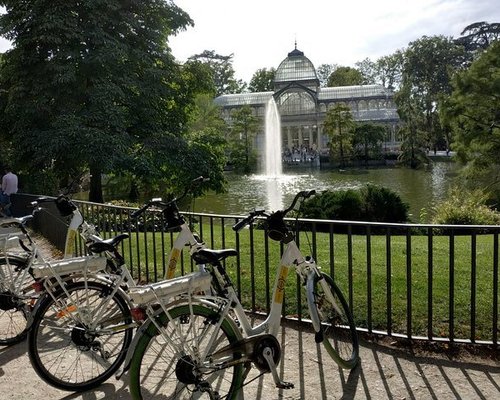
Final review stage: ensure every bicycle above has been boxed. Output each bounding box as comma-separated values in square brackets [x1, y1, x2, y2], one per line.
[0, 194, 102, 346]
[125, 190, 359, 400]
[27, 177, 212, 391]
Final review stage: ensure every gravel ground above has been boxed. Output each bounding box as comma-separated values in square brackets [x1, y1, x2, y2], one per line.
[1, 233, 498, 399]
[1, 323, 499, 400]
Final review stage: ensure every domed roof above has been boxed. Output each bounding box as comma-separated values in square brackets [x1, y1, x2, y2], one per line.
[275, 46, 318, 83]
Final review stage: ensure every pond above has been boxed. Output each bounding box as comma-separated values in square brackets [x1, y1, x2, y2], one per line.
[193, 162, 459, 222]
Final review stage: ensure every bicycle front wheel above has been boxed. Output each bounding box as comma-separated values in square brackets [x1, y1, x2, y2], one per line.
[0, 256, 35, 345]
[129, 303, 244, 400]
[28, 280, 133, 391]
[311, 273, 359, 369]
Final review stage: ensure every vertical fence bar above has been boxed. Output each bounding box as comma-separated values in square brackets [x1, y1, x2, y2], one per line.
[493, 232, 498, 345]
[406, 227, 412, 339]
[210, 216, 215, 249]
[386, 227, 392, 336]
[143, 212, 149, 283]
[470, 233, 477, 343]
[235, 219, 242, 300]
[250, 223, 256, 312]
[152, 213, 158, 282]
[427, 227, 434, 340]
[366, 225, 372, 333]
[347, 224, 353, 310]
[329, 223, 335, 280]
[160, 213, 166, 278]
[264, 226, 271, 313]
[449, 230, 455, 343]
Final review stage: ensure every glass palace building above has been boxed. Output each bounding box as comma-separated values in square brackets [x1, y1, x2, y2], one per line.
[214, 47, 401, 163]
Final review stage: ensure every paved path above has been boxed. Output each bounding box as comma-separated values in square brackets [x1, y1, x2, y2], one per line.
[1, 320, 498, 400]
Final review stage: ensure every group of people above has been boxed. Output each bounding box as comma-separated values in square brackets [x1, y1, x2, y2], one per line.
[0, 167, 18, 217]
[283, 145, 319, 164]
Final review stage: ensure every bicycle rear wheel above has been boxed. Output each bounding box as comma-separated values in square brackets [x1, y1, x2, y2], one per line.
[310, 273, 359, 369]
[0, 256, 35, 345]
[28, 280, 133, 391]
[129, 303, 244, 400]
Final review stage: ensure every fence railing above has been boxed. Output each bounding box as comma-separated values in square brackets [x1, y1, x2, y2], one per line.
[15, 194, 499, 346]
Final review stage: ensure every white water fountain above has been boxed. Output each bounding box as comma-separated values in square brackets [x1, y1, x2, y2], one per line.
[264, 97, 282, 177]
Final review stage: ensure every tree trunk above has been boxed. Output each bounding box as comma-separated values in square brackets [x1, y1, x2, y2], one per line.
[89, 166, 104, 203]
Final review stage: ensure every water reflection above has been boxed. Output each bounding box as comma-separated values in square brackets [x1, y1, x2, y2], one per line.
[195, 163, 458, 221]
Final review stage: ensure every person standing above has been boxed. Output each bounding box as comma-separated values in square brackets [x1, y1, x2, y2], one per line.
[1, 167, 18, 217]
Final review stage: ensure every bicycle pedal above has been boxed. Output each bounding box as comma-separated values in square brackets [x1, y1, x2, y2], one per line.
[276, 381, 294, 389]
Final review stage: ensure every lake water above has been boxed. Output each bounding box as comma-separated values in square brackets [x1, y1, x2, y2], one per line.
[194, 162, 458, 222]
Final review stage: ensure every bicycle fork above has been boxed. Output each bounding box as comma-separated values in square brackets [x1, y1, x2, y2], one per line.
[306, 269, 343, 344]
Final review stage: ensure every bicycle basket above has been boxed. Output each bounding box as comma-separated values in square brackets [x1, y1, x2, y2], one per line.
[55, 195, 77, 217]
[266, 211, 288, 242]
[162, 203, 184, 232]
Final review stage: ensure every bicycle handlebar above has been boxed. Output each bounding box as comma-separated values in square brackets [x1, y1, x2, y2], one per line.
[232, 190, 316, 232]
[131, 176, 209, 219]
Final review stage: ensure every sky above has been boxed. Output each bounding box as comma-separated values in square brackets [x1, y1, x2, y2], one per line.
[1, 0, 499, 83]
[168, 0, 500, 82]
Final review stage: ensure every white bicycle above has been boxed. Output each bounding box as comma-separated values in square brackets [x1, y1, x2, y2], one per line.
[27, 177, 213, 392]
[125, 190, 359, 400]
[0, 194, 101, 345]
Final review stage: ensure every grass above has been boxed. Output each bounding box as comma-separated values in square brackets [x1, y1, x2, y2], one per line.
[118, 221, 498, 343]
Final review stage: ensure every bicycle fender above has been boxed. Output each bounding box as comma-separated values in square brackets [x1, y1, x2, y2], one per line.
[115, 297, 224, 380]
[305, 270, 322, 334]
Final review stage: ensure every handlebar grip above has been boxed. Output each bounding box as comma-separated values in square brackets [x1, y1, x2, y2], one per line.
[130, 203, 150, 219]
[303, 189, 316, 199]
[232, 215, 253, 232]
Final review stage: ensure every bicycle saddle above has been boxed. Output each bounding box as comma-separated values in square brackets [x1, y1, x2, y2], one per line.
[88, 233, 130, 253]
[192, 248, 238, 265]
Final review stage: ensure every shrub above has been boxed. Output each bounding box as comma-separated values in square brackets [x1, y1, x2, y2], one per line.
[431, 188, 500, 225]
[360, 184, 409, 223]
[301, 184, 409, 223]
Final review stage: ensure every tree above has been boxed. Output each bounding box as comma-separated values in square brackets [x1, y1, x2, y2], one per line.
[188, 50, 246, 96]
[227, 105, 259, 173]
[0, 0, 217, 202]
[354, 58, 376, 84]
[454, 21, 500, 66]
[248, 68, 275, 92]
[353, 123, 386, 164]
[374, 51, 404, 89]
[395, 86, 428, 169]
[327, 66, 365, 87]
[398, 35, 464, 152]
[440, 41, 500, 200]
[323, 103, 354, 167]
[316, 63, 337, 87]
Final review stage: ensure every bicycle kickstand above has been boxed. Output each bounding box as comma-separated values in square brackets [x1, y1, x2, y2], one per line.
[262, 347, 294, 389]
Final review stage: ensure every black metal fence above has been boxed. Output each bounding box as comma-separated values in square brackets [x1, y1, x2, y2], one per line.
[15, 194, 499, 346]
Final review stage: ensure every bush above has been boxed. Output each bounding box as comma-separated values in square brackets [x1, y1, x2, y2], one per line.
[301, 184, 410, 223]
[431, 188, 500, 225]
[360, 184, 409, 223]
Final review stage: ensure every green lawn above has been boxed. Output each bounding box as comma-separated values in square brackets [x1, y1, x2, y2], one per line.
[120, 222, 498, 343]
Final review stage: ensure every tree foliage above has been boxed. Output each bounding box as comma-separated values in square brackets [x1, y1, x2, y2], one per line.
[454, 21, 500, 66]
[327, 66, 365, 87]
[323, 103, 354, 167]
[316, 63, 337, 87]
[188, 50, 246, 96]
[0, 0, 228, 202]
[353, 123, 386, 164]
[398, 35, 464, 153]
[248, 68, 275, 92]
[227, 105, 259, 173]
[440, 41, 500, 200]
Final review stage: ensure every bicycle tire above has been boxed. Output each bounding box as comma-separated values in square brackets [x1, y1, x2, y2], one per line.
[28, 280, 133, 391]
[129, 303, 244, 400]
[0, 256, 35, 345]
[311, 273, 359, 369]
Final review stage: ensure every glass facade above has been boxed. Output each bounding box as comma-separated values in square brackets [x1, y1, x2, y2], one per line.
[214, 47, 401, 156]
